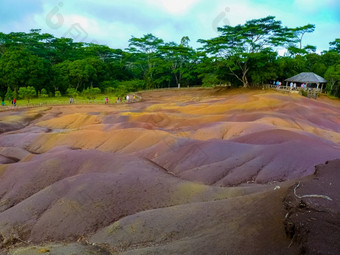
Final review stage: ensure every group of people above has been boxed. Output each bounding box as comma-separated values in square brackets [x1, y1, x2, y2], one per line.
[1, 98, 17, 107]
[274, 81, 282, 88]
[114, 95, 137, 104]
[67, 95, 137, 105]
[274, 81, 299, 90]
[289, 82, 298, 90]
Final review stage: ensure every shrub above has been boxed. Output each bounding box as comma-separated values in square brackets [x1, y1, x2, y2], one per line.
[55, 91, 62, 97]
[105, 87, 115, 94]
[18, 86, 37, 103]
[66, 88, 78, 98]
[300, 89, 307, 97]
[82, 87, 101, 100]
[40, 88, 48, 98]
[5, 87, 13, 102]
[202, 74, 220, 87]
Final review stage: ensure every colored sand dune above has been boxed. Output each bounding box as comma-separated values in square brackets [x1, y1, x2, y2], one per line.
[0, 88, 339, 254]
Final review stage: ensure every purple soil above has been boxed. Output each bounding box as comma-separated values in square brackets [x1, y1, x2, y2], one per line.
[0, 148, 246, 245]
[284, 159, 340, 255]
[143, 137, 339, 186]
[0, 89, 339, 254]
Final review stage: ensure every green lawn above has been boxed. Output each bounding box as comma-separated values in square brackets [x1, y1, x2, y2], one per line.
[1, 94, 121, 108]
[5, 94, 116, 106]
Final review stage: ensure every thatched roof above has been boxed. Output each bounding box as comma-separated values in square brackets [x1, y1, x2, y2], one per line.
[285, 72, 327, 83]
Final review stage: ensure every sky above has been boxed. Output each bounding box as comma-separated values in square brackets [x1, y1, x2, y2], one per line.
[0, 0, 339, 52]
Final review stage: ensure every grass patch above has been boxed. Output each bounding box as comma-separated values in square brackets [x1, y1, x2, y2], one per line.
[2, 94, 120, 107]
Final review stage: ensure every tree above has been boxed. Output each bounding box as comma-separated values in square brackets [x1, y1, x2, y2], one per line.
[324, 64, 340, 95]
[159, 37, 197, 87]
[202, 73, 220, 87]
[127, 34, 164, 88]
[66, 88, 78, 98]
[329, 39, 340, 53]
[40, 88, 49, 98]
[5, 86, 13, 102]
[18, 86, 36, 103]
[0, 48, 49, 92]
[198, 16, 296, 87]
[51, 60, 71, 94]
[82, 86, 101, 100]
[68, 59, 96, 91]
[293, 24, 315, 49]
[248, 49, 278, 85]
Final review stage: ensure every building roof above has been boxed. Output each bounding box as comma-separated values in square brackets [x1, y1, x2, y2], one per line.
[284, 72, 327, 83]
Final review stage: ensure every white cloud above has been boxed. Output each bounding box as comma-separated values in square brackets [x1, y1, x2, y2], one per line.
[3, 0, 337, 52]
[146, 0, 201, 15]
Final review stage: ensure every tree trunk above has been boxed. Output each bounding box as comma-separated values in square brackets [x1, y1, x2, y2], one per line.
[228, 62, 249, 88]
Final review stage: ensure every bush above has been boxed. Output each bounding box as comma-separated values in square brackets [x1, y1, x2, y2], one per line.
[66, 88, 78, 98]
[105, 87, 115, 94]
[82, 86, 101, 100]
[114, 80, 145, 96]
[99, 80, 118, 92]
[40, 88, 48, 98]
[202, 74, 220, 87]
[55, 91, 62, 97]
[5, 87, 13, 102]
[18, 86, 37, 103]
[300, 89, 307, 97]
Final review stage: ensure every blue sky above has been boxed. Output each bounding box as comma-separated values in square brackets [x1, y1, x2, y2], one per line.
[0, 0, 339, 52]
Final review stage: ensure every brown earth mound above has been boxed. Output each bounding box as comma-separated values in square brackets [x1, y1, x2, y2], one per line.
[284, 159, 340, 255]
[0, 88, 339, 254]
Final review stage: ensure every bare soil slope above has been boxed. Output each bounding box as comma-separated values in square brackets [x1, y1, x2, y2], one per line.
[0, 88, 339, 254]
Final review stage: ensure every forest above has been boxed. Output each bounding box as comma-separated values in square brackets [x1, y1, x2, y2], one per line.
[0, 16, 339, 100]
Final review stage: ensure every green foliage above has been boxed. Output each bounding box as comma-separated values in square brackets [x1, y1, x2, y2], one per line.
[99, 81, 118, 92]
[55, 91, 62, 97]
[329, 39, 340, 53]
[198, 16, 298, 88]
[18, 86, 37, 103]
[324, 64, 340, 96]
[300, 89, 308, 97]
[66, 88, 78, 98]
[5, 87, 13, 102]
[0, 22, 339, 98]
[202, 74, 220, 87]
[114, 80, 145, 97]
[0, 49, 49, 91]
[40, 88, 48, 98]
[51, 61, 71, 94]
[68, 59, 97, 91]
[105, 87, 115, 94]
[82, 86, 101, 100]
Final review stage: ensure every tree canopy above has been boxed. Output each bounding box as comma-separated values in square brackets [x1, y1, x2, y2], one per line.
[0, 19, 339, 100]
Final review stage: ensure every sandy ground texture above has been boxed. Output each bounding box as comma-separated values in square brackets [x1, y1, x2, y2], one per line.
[0, 88, 339, 254]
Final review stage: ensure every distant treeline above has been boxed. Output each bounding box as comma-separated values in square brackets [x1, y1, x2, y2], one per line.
[0, 16, 339, 100]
